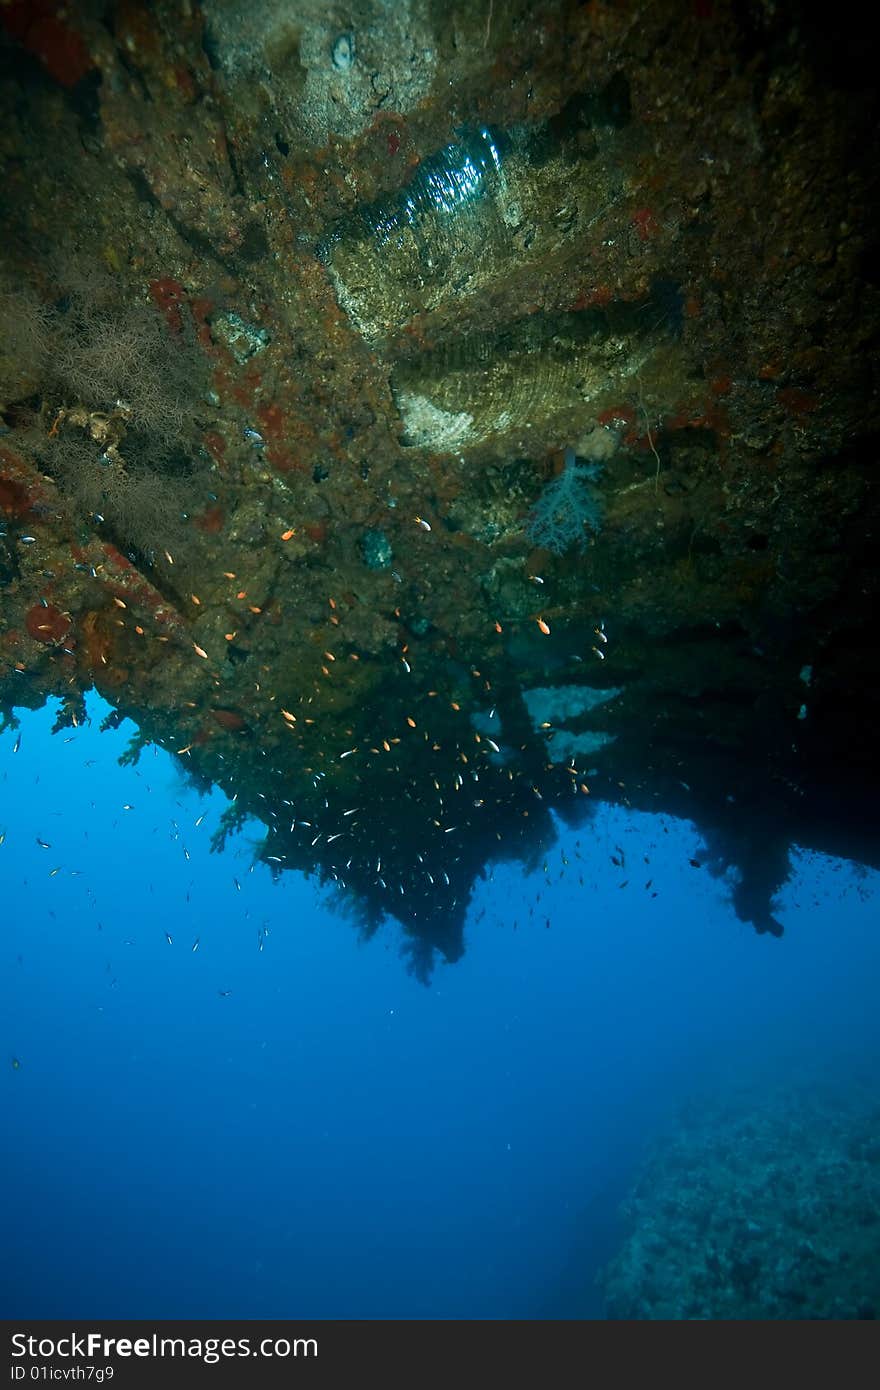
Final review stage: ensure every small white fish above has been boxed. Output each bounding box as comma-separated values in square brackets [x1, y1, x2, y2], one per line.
[191, 938, 200, 953]
[165, 932, 173, 945]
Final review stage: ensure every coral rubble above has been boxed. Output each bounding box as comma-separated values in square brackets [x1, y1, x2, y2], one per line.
[602, 1080, 880, 1320]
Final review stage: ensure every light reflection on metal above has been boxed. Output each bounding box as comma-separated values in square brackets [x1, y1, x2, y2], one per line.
[366, 127, 505, 245]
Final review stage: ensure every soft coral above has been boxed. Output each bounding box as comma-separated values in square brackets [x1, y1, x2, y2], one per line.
[526, 447, 604, 554]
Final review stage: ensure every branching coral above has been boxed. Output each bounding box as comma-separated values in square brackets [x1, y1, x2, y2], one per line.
[526, 446, 605, 554]
[1, 266, 211, 552]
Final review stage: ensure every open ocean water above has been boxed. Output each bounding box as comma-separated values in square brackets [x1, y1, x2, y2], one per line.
[2, 696, 877, 1320]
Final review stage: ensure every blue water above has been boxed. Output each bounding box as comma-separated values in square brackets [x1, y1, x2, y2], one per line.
[2, 695, 878, 1319]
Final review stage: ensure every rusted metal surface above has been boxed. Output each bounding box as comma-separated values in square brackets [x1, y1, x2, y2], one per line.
[1, 1, 878, 972]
